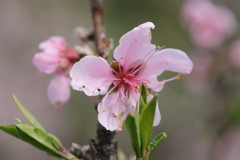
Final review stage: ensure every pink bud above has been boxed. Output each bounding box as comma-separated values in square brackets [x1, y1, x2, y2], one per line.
[47, 75, 70, 108]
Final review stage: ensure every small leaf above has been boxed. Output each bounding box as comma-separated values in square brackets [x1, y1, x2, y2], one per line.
[139, 84, 148, 114]
[0, 125, 19, 138]
[15, 124, 66, 158]
[14, 118, 25, 124]
[11, 93, 45, 131]
[148, 132, 167, 156]
[140, 95, 158, 155]
[124, 114, 141, 158]
[141, 84, 147, 104]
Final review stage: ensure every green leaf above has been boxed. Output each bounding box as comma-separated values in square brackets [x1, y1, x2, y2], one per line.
[15, 124, 66, 158]
[0, 125, 19, 138]
[141, 84, 147, 104]
[14, 118, 25, 124]
[148, 132, 167, 156]
[140, 95, 158, 155]
[124, 114, 141, 158]
[11, 93, 45, 131]
[139, 84, 148, 114]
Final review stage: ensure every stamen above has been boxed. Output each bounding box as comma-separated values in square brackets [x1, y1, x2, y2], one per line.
[112, 90, 120, 109]
[101, 85, 118, 108]
[103, 109, 106, 112]
[96, 56, 118, 75]
[123, 40, 138, 71]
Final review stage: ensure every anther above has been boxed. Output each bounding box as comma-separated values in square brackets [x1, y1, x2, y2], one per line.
[113, 83, 118, 86]
[163, 83, 166, 86]
[157, 46, 161, 49]
[162, 45, 165, 48]
[178, 74, 182, 77]
[103, 109, 106, 112]
[135, 38, 138, 41]
[147, 80, 151, 83]
[166, 62, 169, 65]
[136, 85, 141, 89]
[176, 76, 180, 80]
[106, 79, 109, 82]
[120, 57, 124, 59]
[95, 55, 100, 57]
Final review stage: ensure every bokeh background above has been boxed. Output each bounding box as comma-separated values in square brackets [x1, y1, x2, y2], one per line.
[0, 0, 240, 160]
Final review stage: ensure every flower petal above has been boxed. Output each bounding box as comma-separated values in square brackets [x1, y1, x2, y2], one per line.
[32, 51, 60, 74]
[39, 36, 68, 53]
[70, 56, 115, 96]
[137, 48, 193, 92]
[98, 91, 136, 131]
[47, 75, 71, 108]
[113, 22, 156, 71]
[138, 48, 193, 77]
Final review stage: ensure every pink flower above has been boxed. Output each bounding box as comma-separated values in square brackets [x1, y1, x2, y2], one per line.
[33, 36, 78, 108]
[70, 22, 193, 131]
[228, 40, 240, 68]
[32, 36, 77, 74]
[182, 0, 237, 50]
[47, 75, 71, 108]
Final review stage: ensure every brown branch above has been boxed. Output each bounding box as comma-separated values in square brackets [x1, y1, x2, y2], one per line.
[90, 1, 118, 160]
[90, 0, 104, 57]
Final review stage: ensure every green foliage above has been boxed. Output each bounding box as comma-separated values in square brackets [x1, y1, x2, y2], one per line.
[140, 95, 158, 157]
[148, 132, 167, 156]
[139, 84, 147, 113]
[0, 93, 78, 160]
[124, 85, 167, 160]
[125, 113, 141, 158]
[11, 93, 45, 131]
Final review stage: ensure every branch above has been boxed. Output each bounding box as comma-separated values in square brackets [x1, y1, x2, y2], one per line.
[90, 0, 104, 57]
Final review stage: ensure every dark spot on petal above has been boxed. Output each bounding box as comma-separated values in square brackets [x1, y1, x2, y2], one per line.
[83, 85, 85, 88]
[97, 88, 101, 91]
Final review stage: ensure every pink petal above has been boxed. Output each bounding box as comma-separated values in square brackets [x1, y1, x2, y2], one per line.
[148, 94, 161, 126]
[32, 51, 61, 74]
[137, 48, 193, 92]
[47, 75, 71, 108]
[70, 56, 115, 96]
[39, 36, 68, 53]
[98, 91, 136, 131]
[113, 22, 156, 71]
[138, 48, 193, 77]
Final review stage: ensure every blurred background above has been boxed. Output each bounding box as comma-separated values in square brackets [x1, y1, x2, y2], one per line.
[0, 0, 240, 160]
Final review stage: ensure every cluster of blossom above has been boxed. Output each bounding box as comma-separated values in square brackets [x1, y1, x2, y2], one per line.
[32, 36, 94, 108]
[33, 22, 193, 131]
[181, 0, 237, 50]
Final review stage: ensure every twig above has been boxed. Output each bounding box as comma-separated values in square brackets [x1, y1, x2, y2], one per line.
[90, 1, 118, 160]
[90, 0, 104, 57]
